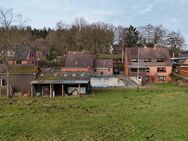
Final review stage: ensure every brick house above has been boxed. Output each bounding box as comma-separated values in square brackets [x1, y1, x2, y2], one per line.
[178, 58, 188, 78]
[93, 59, 113, 75]
[98, 45, 124, 74]
[124, 47, 172, 83]
[1, 45, 39, 65]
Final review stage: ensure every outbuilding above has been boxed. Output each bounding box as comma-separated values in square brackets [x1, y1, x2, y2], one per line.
[31, 72, 91, 97]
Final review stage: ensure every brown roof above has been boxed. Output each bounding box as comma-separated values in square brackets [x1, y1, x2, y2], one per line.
[126, 47, 170, 59]
[126, 47, 171, 65]
[65, 51, 93, 68]
[94, 59, 113, 68]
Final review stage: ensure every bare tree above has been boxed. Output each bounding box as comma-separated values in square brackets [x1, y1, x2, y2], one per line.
[139, 24, 167, 47]
[56, 20, 69, 30]
[140, 24, 154, 45]
[73, 17, 88, 30]
[166, 31, 185, 57]
[0, 8, 26, 97]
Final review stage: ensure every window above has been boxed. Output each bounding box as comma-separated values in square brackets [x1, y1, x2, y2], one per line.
[157, 76, 166, 81]
[2, 79, 6, 86]
[81, 74, 84, 77]
[146, 68, 150, 72]
[132, 58, 138, 62]
[131, 68, 137, 72]
[64, 73, 68, 77]
[72, 73, 76, 77]
[144, 58, 151, 62]
[157, 58, 165, 62]
[16, 60, 21, 64]
[94, 69, 96, 72]
[157, 67, 166, 72]
[108, 69, 111, 72]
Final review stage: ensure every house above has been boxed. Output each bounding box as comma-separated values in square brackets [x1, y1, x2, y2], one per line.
[0, 65, 40, 96]
[97, 54, 124, 74]
[124, 47, 172, 83]
[31, 72, 91, 97]
[0, 45, 39, 65]
[177, 58, 188, 78]
[93, 59, 113, 75]
[62, 51, 94, 72]
[170, 57, 187, 73]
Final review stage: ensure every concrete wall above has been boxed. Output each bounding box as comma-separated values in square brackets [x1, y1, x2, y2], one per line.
[91, 76, 126, 87]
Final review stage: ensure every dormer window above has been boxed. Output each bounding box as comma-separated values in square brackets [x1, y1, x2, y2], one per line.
[157, 58, 165, 62]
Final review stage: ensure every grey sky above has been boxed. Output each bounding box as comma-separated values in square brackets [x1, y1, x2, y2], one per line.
[1, 0, 188, 47]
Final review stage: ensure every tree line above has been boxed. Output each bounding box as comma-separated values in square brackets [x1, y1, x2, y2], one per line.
[0, 8, 186, 60]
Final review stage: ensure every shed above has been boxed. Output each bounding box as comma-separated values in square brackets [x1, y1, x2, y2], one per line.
[31, 72, 91, 97]
[0, 65, 40, 96]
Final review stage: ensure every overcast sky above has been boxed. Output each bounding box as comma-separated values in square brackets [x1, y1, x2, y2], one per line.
[1, 0, 188, 46]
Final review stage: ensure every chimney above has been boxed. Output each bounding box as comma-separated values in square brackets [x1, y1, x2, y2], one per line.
[124, 47, 129, 76]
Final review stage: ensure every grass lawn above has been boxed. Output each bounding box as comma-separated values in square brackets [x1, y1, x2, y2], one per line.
[0, 83, 188, 141]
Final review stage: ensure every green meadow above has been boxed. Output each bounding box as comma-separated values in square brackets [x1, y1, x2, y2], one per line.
[0, 83, 188, 141]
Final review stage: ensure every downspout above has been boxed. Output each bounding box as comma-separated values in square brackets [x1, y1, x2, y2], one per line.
[124, 48, 129, 76]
